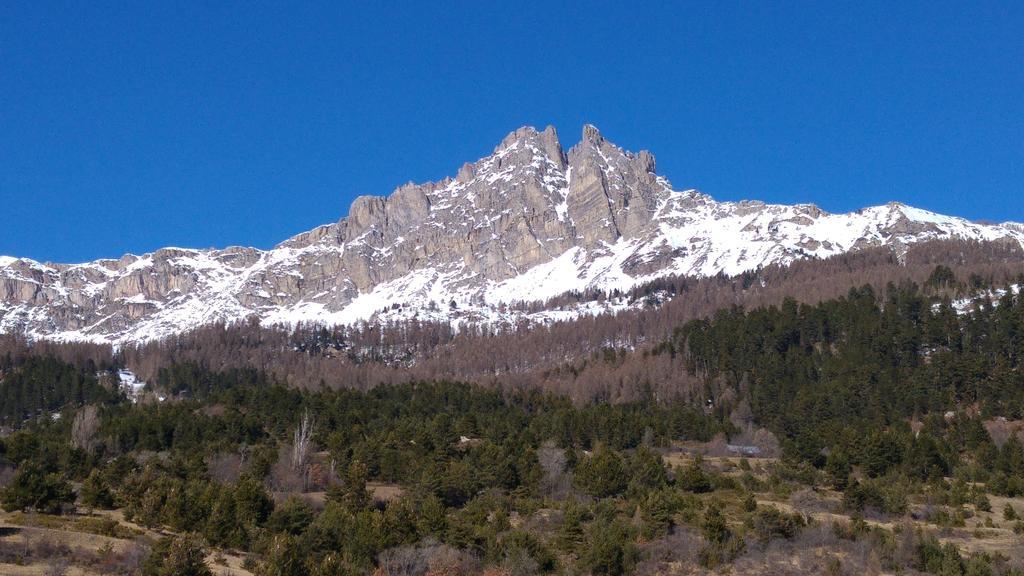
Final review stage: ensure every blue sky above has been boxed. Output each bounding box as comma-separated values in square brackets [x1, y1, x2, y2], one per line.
[2, 1, 1022, 263]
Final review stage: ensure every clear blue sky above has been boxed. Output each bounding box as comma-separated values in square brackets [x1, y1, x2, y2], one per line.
[2, 1, 1022, 263]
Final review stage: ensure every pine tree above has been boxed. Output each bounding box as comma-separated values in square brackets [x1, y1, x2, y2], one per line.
[824, 451, 852, 490]
[573, 446, 627, 498]
[641, 489, 675, 539]
[701, 501, 730, 545]
[0, 462, 74, 514]
[698, 501, 744, 568]
[266, 496, 314, 536]
[257, 534, 305, 576]
[80, 469, 115, 509]
[579, 519, 638, 575]
[138, 484, 168, 528]
[158, 535, 212, 576]
[1004, 503, 1018, 521]
[161, 482, 191, 532]
[205, 488, 241, 548]
[341, 460, 372, 511]
[417, 493, 447, 536]
[676, 457, 712, 493]
[556, 500, 586, 551]
[234, 475, 273, 527]
[628, 446, 668, 495]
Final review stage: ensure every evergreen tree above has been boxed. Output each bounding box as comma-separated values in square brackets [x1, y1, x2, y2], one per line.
[701, 501, 730, 545]
[338, 460, 372, 511]
[627, 446, 669, 495]
[234, 475, 274, 527]
[698, 501, 744, 568]
[0, 462, 74, 514]
[676, 457, 712, 493]
[267, 496, 314, 536]
[578, 519, 638, 575]
[863, 432, 904, 478]
[157, 535, 212, 576]
[556, 500, 586, 551]
[80, 468, 115, 509]
[574, 446, 627, 498]
[417, 493, 447, 536]
[1004, 504, 1018, 521]
[640, 489, 676, 539]
[205, 488, 242, 548]
[258, 534, 306, 576]
[825, 451, 852, 490]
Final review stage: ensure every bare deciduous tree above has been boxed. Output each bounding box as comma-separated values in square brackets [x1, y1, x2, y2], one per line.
[42, 560, 69, 576]
[71, 405, 100, 453]
[207, 452, 244, 484]
[291, 410, 315, 490]
[377, 539, 480, 576]
[110, 238, 1024, 404]
[537, 441, 571, 500]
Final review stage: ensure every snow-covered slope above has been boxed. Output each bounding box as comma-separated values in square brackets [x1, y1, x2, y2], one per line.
[3, 125, 1023, 344]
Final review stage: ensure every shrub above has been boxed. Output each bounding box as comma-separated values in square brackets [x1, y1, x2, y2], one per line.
[742, 492, 757, 513]
[675, 457, 712, 494]
[1003, 503, 1018, 521]
[698, 502, 744, 568]
[842, 479, 907, 516]
[748, 506, 805, 544]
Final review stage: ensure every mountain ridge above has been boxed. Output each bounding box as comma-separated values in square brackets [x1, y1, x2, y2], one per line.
[3, 125, 1024, 344]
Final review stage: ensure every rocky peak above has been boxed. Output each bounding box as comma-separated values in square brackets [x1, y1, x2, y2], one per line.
[488, 125, 567, 175]
[564, 125, 667, 244]
[3, 124, 1024, 344]
[538, 125, 566, 170]
[581, 123, 604, 145]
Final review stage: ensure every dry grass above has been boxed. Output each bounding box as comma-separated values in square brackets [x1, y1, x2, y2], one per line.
[206, 551, 256, 576]
[368, 481, 405, 501]
[0, 507, 256, 576]
[662, 442, 778, 480]
[0, 512, 146, 575]
[278, 481, 405, 509]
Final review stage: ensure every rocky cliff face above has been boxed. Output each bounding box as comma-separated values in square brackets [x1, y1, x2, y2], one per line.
[3, 125, 1023, 344]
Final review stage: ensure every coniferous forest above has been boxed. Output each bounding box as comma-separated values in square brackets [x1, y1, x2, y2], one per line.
[5, 248, 1024, 575]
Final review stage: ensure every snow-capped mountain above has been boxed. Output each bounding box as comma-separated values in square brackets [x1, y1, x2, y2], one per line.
[3, 125, 1023, 344]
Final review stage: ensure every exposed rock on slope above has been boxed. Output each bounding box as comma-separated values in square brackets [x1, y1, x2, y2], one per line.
[3, 125, 1023, 344]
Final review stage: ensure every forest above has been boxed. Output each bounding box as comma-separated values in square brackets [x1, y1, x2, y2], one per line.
[3, 247, 1024, 574]
[113, 239, 1024, 403]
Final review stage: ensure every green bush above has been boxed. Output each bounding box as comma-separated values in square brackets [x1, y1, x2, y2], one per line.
[748, 506, 805, 543]
[842, 479, 908, 516]
[1004, 503, 1018, 521]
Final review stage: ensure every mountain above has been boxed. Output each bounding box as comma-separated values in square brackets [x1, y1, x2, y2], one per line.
[3, 125, 1024, 344]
